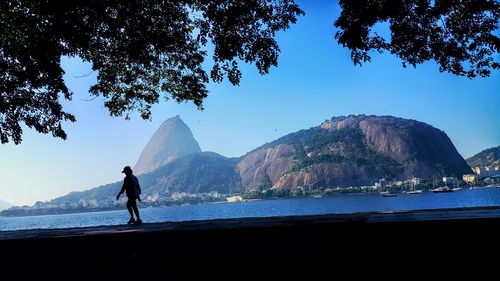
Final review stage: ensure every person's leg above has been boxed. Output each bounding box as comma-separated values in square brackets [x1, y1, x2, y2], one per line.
[126, 200, 136, 223]
[131, 200, 141, 223]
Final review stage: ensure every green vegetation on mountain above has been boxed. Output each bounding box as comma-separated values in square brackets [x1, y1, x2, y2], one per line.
[467, 145, 500, 168]
[257, 175, 273, 192]
[270, 127, 401, 173]
[143, 152, 242, 195]
[264, 125, 363, 151]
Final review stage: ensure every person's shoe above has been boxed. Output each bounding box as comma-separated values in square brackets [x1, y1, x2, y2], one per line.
[135, 219, 143, 225]
[127, 218, 136, 225]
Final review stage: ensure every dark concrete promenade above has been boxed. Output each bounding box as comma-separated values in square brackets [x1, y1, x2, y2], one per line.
[1, 207, 499, 278]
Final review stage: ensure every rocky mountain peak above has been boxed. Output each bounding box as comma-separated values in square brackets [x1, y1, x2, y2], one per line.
[133, 116, 201, 175]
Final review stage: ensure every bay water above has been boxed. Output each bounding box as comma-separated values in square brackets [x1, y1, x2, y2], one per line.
[1, 187, 500, 231]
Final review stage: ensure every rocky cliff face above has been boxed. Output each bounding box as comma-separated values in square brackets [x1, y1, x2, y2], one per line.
[239, 115, 472, 191]
[133, 116, 201, 175]
[354, 116, 471, 178]
[237, 144, 296, 191]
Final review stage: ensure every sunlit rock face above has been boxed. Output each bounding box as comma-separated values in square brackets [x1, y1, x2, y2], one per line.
[133, 116, 201, 175]
[239, 115, 472, 191]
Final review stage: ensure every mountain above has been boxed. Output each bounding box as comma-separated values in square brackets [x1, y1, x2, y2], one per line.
[49, 152, 241, 205]
[466, 145, 500, 168]
[133, 115, 201, 175]
[140, 152, 242, 195]
[17, 114, 473, 213]
[238, 115, 472, 190]
[0, 198, 13, 211]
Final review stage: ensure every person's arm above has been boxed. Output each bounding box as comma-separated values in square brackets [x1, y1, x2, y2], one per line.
[116, 179, 127, 200]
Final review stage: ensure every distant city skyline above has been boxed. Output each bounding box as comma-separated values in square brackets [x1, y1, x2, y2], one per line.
[1, 1, 499, 206]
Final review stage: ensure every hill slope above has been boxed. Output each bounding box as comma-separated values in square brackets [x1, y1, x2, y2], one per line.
[238, 115, 472, 190]
[49, 152, 241, 205]
[467, 145, 500, 167]
[140, 152, 242, 195]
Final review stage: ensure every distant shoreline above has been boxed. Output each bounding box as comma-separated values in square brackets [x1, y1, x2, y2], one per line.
[0, 206, 124, 218]
[2, 186, 499, 218]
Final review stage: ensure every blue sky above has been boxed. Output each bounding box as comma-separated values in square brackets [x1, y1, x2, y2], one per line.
[1, 1, 499, 206]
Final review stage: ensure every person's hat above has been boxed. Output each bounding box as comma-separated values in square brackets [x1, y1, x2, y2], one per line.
[121, 166, 133, 173]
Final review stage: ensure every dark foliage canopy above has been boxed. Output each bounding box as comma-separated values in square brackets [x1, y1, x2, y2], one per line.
[1, 0, 499, 144]
[0, 0, 303, 144]
[335, 0, 500, 77]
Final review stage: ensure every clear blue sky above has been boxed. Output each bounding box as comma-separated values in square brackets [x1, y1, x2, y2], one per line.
[1, 1, 499, 206]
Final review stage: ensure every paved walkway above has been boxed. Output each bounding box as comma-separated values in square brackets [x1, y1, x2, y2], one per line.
[2, 205, 500, 240]
[2, 206, 500, 278]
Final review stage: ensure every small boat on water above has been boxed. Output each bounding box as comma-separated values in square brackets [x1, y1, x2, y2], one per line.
[379, 191, 397, 197]
[382, 193, 397, 197]
[470, 185, 490, 189]
[407, 189, 423, 194]
[432, 186, 453, 193]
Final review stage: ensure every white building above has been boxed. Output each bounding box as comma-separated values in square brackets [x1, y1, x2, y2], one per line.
[473, 166, 500, 178]
[226, 196, 242, 203]
[78, 199, 87, 208]
[171, 192, 189, 200]
[462, 174, 476, 184]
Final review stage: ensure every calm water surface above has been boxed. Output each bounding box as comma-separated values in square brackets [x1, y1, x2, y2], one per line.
[1, 187, 500, 231]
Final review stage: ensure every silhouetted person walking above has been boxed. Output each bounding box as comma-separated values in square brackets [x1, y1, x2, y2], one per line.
[116, 166, 142, 225]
